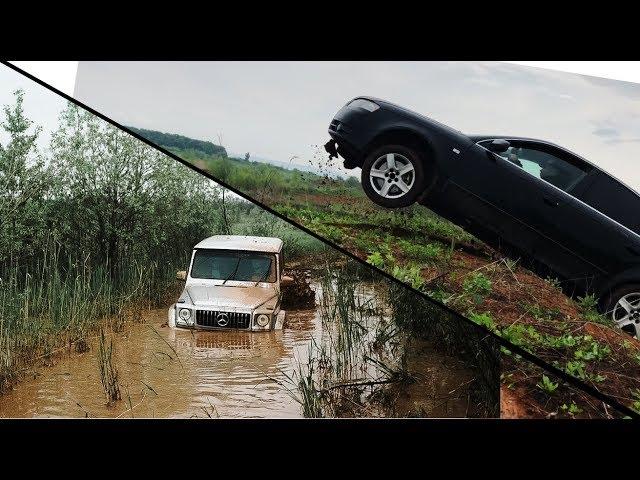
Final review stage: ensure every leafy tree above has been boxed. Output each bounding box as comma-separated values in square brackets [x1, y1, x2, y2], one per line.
[48, 104, 230, 279]
[0, 90, 49, 267]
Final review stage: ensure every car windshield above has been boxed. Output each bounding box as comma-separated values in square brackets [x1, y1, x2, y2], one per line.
[190, 250, 276, 282]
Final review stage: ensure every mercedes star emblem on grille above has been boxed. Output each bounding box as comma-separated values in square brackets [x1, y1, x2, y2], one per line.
[216, 312, 229, 327]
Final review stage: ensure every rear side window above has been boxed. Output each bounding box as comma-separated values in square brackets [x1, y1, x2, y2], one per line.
[581, 174, 640, 235]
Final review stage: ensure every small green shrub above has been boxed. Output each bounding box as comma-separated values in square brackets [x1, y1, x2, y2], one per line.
[536, 375, 558, 395]
[561, 402, 582, 416]
[398, 241, 443, 262]
[544, 277, 562, 290]
[565, 360, 587, 380]
[367, 251, 385, 269]
[462, 272, 492, 304]
[392, 264, 425, 290]
[544, 333, 577, 349]
[469, 312, 496, 331]
[632, 389, 640, 413]
[574, 337, 610, 361]
[578, 294, 599, 312]
[500, 324, 543, 351]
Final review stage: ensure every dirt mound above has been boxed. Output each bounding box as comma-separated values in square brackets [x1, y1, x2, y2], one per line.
[501, 385, 537, 419]
[282, 268, 316, 309]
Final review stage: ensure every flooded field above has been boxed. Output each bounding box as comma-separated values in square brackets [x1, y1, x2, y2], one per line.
[0, 277, 495, 418]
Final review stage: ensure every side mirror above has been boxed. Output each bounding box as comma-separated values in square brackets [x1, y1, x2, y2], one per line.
[281, 275, 294, 286]
[487, 139, 511, 153]
[176, 270, 187, 280]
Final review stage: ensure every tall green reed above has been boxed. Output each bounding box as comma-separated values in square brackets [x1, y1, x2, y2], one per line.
[97, 328, 121, 405]
[288, 263, 403, 417]
[0, 245, 184, 392]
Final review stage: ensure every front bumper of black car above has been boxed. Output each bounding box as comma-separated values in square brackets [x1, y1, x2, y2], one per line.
[326, 101, 385, 168]
[326, 119, 365, 168]
[325, 135, 361, 169]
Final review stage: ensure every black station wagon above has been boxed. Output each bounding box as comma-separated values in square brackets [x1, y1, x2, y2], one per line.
[325, 96, 640, 338]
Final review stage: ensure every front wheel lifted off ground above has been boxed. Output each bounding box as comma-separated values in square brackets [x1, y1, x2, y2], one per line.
[361, 144, 427, 208]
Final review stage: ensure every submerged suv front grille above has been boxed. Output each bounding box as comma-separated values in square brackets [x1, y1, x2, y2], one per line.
[195, 310, 251, 329]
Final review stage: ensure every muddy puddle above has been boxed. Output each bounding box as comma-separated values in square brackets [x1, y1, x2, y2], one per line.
[0, 281, 484, 418]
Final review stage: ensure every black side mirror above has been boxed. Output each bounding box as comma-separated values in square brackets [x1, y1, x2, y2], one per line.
[487, 139, 511, 153]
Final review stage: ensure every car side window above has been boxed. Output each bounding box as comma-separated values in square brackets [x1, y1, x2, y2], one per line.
[482, 141, 592, 193]
[580, 174, 640, 235]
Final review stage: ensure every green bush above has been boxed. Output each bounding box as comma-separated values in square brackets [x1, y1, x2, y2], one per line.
[398, 240, 443, 262]
[462, 272, 493, 303]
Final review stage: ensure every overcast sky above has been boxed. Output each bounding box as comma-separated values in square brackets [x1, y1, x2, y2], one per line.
[73, 61, 640, 192]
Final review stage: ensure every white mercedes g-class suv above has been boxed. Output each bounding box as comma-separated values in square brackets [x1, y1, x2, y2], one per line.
[168, 235, 292, 331]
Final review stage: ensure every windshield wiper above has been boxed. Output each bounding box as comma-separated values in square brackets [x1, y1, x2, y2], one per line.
[253, 267, 270, 287]
[221, 256, 241, 285]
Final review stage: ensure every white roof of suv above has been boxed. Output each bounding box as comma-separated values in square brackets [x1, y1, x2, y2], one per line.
[194, 235, 283, 253]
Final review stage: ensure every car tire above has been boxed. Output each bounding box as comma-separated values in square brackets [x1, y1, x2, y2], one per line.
[602, 284, 640, 338]
[361, 145, 427, 208]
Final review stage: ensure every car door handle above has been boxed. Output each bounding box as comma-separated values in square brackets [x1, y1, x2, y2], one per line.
[626, 245, 640, 256]
[543, 196, 561, 207]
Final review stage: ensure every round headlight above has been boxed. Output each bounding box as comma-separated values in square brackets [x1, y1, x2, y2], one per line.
[179, 308, 192, 321]
[256, 314, 270, 327]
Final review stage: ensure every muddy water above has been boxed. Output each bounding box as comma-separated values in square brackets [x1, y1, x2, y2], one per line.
[0, 308, 320, 418]
[0, 289, 480, 418]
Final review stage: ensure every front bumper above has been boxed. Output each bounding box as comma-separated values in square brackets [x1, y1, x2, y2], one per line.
[326, 101, 389, 168]
[169, 304, 277, 331]
[327, 119, 364, 168]
[324, 138, 338, 159]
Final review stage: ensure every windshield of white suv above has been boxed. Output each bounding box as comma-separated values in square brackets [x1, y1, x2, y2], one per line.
[190, 250, 277, 283]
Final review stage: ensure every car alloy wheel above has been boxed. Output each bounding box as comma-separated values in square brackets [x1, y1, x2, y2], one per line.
[369, 153, 416, 199]
[611, 292, 640, 338]
[361, 144, 427, 208]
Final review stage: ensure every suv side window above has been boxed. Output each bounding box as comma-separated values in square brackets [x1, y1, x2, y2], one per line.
[580, 174, 640, 235]
[481, 140, 592, 193]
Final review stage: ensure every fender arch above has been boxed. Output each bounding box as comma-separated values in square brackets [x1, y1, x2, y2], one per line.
[362, 127, 437, 164]
[595, 266, 640, 307]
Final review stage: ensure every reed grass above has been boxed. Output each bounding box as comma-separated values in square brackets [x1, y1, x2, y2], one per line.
[97, 329, 121, 405]
[0, 245, 183, 392]
[288, 262, 500, 418]
[287, 263, 405, 417]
